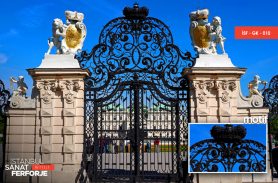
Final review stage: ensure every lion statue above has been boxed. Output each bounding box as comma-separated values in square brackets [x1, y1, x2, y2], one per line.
[46, 18, 67, 55]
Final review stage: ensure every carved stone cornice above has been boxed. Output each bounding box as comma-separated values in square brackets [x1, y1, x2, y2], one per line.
[36, 80, 59, 92]
[59, 80, 81, 92]
[9, 95, 35, 108]
[216, 80, 236, 91]
[36, 80, 58, 104]
[193, 80, 215, 91]
[36, 80, 81, 92]
[216, 80, 237, 104]
[192, 79, 237, 104]
[193, 80, 214, 104]
[59, 80, 81, 104]
[36, 79, 82, 104]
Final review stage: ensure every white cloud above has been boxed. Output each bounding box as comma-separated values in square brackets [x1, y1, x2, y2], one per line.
[77, 0, 122, 18]
[0, 28, 19, 40]
[19, 3, 53, 28]
[0, 53, 8, 64]
[8, 29, 18, 36]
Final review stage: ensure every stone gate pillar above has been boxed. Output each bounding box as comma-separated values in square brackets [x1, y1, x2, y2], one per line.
[27, 55, 89, 183]
[184, 54, 271, 183]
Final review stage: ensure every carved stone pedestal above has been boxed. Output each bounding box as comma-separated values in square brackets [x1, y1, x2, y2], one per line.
[5, 108, 37, 183]
[184, 66, 246, 123]
[4, 55, 89, 183]
[27, 64, 89, 183]
[183, 55, 271, 183]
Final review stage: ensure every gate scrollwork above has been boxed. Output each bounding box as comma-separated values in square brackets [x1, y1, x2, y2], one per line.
[190, 125, 266, 173]
[76, 5, 195, 93]
[0, 80, 10, 116]
[77, 3, 195, 182]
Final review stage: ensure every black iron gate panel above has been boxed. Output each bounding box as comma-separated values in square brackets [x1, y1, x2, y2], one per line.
[83, 76, 189, 182]
[0, 80, 10, 116]
[0, 80, 11, 182]
[77, 3, 195, 182]
[263, 74, 278, 178]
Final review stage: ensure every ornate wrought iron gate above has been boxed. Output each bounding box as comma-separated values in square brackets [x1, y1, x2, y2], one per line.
[77, 4, 195, 182]
[0, 80, 10, 182]
[263, 75, 278, 179]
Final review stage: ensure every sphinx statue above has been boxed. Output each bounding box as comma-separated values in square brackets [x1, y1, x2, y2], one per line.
[46, 10, 87, 55]
[189, 9, 226, 55]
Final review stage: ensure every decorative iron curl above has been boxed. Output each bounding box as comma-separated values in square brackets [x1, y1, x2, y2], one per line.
[0, 80, 10, 115]
[76, 13, 195, 91]
[190, 139, 266, 172]
[263, 75, 278, 117]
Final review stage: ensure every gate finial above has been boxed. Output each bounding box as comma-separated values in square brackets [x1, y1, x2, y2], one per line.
[123, 3, 149, 19]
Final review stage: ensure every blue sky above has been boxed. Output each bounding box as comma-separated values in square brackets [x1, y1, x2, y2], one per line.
[189, 124, 267, 146]
[0, 0, 277, 95]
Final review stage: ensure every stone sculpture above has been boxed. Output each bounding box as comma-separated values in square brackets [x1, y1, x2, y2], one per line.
[46, 10, 87, 55]
[46, 18, 66, 54]
[10, 76, 28, 97]
[189, 9, 226, 55]
[248, 75, 267, 97]
[9, 76, 35, 108]
[209, 16, 226, 54]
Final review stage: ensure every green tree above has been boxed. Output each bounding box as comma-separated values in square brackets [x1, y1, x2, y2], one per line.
[270, 115, 278, 141]
[0, 115, 4, 143]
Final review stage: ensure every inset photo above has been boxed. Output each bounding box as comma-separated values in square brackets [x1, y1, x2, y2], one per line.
[188, 123, 267, 173]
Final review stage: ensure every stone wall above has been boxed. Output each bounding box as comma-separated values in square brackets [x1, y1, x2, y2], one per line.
[4, 55, 90, 183]
[4, 54, 272, 183]
[5, 108, 36, 183]
[27, 68, 89, 183]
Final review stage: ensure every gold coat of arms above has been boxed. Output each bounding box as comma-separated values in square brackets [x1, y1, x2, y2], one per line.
[192, 25, 210, 48]
[46, 10, 87, 55]
[189, 9, 211, 54]
[189, 9, 226, 54]
[65, 24, 83, 48]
